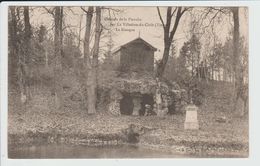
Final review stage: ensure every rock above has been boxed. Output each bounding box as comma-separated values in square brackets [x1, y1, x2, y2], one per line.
[108, 100, 121, 116]
[70, 91, 82, 101]
[121, 124, 146, 143]
[108, 89, 122, 115]
[109, 88, 123, 100]
[216, 116, 227, 123]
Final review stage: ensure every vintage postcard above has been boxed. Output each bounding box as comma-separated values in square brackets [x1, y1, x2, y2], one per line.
[1, 1, 255, 163]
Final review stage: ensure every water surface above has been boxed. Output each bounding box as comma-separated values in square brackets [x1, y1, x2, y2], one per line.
[9, 144, 187, 159]
[8, 144, 245, 158]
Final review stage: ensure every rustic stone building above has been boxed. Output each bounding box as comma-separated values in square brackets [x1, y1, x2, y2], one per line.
[99, 37, 187, 116]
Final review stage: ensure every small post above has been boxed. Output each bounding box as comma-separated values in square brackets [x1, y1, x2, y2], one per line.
[184, 104, 199, 130]
[185, 90, 199, 130]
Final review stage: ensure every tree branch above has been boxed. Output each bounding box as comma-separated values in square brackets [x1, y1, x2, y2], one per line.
[169, 7, 183, 42]
[81, 7, 88, 14]
[43, 7, 54, 16]
[170, 7, 178, 17]
[181, 7, 192, 15]
[157, 7, 165, 29]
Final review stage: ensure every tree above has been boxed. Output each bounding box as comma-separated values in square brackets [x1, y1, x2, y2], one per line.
[222, 36, 235, 82]
[240, 38, 248, 84]
[180, 34, 202, 77]
[53, 6, 64, 110]
[205, 7, 248, 114]
[37, 25, 49, 67]
[9, 6, 32, 104]
[164, 42, 178, 81]
[177, 36, 205, 105]
[231, 7, 247, 116]
[156, 7, 191, 78]
[208, 42, 224, 81]
[63, 31, 81, 69]
[21, 6, 32, 100]
[38, 25, 47, 43]
[77, 14, 83, 49]
[9, 7, 19, 86]
[81, 7, 102, 114]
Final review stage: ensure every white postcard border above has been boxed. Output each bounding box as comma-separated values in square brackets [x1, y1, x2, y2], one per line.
[1, 1, 259, 166]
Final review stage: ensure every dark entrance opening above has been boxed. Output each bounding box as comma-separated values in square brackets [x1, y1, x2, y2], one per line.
[120, 93, 154, 116]
[140, 94, 154, 116]
[120, 93, 134, 115]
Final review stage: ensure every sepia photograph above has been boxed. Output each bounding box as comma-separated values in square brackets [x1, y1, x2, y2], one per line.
[5, 5, 249, 159]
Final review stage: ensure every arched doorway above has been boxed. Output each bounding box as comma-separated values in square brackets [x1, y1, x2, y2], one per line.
[140, 94, 154, 116]
[120, 93, 134, 115]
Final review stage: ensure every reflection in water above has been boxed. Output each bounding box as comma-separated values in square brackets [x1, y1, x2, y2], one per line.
[9, 144, 185, 159]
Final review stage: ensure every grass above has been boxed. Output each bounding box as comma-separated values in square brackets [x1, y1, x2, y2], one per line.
[8, 82, 249, 157]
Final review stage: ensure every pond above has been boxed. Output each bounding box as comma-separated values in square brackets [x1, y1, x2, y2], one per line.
[8, 143, 245, 159]
[9, 144, 189, 159]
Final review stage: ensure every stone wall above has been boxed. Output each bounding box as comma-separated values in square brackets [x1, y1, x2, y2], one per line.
[108, 89, 122, 115]
[105, 75, 187, 116]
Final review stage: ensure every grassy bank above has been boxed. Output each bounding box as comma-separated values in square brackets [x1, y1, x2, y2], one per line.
[8, 103, 248, 156]
[8, 81, 249, 157]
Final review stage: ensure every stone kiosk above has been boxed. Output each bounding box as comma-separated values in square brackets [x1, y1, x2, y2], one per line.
[184, 104, 199, 130]
[104, 73, 186, 116]
[100, 37, 187, 116]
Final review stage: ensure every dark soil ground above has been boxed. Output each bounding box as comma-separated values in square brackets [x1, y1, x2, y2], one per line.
[8, 81, 249, 157]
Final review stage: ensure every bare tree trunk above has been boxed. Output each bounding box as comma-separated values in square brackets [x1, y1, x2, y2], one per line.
[157, 44, 170, 77]
[23, 6, 31, 41]
[203, 61, 209, 83]
[191, 55, 194, 77]
[218, 67, 221, 81]
[53, 6, 64, 110]
[45, 50, 48, 68]
[10, 7, 25, 105]
[223, 67, 226, 82]
[232, 7, 245, 116]
[81, 7, 93, 113]
[23, 6, 32, 101]
[9, 7, 19, 86]
[211, 66, 214, 80]
[197, 66, 201, 81]
[197, 55, 201, 81]
[80, 7, 102, 114]
[78, 14, 83, 49]
[86, 7, 102, 114]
